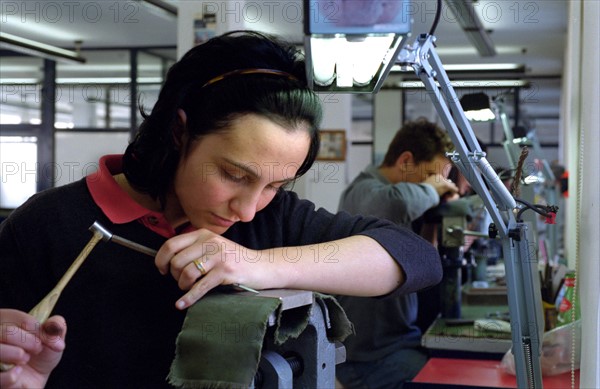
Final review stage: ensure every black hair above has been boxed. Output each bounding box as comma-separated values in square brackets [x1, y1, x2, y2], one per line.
[380, 117, 454, 167]
[122, 30, 322, 204]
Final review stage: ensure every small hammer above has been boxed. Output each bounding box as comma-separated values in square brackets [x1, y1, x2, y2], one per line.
[0, 223, 104, 372]
[28, 224, 105, 322]
[23, 220, 157, 325]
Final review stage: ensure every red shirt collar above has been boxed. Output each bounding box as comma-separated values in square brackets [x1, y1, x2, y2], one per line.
[86, 154, 195, 238]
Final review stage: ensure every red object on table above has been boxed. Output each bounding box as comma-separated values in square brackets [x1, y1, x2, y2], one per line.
[412, 358, 579, 388]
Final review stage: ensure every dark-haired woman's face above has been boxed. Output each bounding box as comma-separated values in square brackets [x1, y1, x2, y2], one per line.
[169, 113, 310, 234]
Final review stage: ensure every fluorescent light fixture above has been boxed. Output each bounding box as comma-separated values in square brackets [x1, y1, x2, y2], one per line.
[0, 32, 86, 64]
[0, 78, 40, 84]
[444, 0, 496, 57]
[0, 114, 22, 124]
[512, 136, 532, 146]
[464, 109, 495, 122]
[55, 121, 75, 129]
[56, 77, 163, 84]
[390, 79, 530, 89]
[391, 63, 525, 73]
[0, 77, 163, 85]
[460, 92, 496, 122]
[56, 64, 164, 72]
[309, 34, 397, 88]
[303, 0, 411, 93]
[445, 63, 524, 72]
[524, 175, 545, 185]
[434, 46, 523, 56]
[465, 108, 495, 122]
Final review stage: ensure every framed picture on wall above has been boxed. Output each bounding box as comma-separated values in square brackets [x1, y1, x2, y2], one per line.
[317, 130, 347, 161]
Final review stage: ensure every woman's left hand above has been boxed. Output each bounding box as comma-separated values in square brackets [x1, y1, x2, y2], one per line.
[155, 229, 273, 309]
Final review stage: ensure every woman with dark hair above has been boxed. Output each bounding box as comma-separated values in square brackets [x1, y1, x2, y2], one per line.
[0, 31, 441, 388]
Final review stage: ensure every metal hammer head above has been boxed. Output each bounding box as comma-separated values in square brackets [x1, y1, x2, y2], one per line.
[89, 221, 113, 242]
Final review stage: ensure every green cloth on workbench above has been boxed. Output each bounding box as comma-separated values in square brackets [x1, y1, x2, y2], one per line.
[167, 291, 353, 389]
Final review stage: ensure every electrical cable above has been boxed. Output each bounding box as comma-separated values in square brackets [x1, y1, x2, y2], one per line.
[514, 198, 553, 221]
[429, 0, 443, 36]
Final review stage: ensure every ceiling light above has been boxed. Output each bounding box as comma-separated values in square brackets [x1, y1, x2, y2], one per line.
[391, 63, 525, 73]
[388, 79, 530, 89]
[0, 78, 40, 84]
[460, 92, 496, 121]
[0, 77, 163, 85]
[445, 63, 524, 72]
[56, 77, 163, 84]
[0, 32, 86, 64]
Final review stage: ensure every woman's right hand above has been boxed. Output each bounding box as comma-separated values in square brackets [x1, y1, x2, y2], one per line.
[0, 309, 66, 389]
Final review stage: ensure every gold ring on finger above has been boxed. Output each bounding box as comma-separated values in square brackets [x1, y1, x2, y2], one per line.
[192, 258, 207, 276]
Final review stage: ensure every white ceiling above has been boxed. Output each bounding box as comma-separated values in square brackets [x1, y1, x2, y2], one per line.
[1, 0, 568, 141]
[0, 1, 568, 72]
[1, 1, 178, 48]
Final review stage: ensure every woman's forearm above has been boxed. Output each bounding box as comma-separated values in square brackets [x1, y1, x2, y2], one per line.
[269, 235, 404, 296]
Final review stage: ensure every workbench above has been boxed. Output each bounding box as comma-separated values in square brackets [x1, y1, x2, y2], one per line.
[421, 304, 512, 357]
[405, 357, 579, 389]
[414, 287, 580, 388]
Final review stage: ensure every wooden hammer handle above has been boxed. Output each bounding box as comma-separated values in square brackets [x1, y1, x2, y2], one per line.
[28, 229, 103, 322]
[0, 229, 103, 372]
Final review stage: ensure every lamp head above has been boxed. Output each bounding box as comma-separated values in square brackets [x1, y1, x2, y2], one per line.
[303, 0, 412, 93]
[460, 92, 496, 121]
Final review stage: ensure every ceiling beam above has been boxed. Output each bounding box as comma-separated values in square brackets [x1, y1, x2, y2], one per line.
[444, 0, 497, 57]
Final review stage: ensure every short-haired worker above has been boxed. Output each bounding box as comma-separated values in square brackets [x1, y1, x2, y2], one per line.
[336, 119, 458, 389]
[0, 32, 442, 388]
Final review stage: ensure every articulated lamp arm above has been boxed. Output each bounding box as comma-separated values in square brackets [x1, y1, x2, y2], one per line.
[397, 33, 545, 389]
[397, 34, 516, 235]
[495, 97, 560, 261]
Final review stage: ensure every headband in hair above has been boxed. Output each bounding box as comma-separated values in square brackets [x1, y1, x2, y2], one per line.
[201, 68, 299, 88]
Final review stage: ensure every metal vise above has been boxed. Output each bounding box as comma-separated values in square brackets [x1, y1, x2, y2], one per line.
[246, 289, 346, 389]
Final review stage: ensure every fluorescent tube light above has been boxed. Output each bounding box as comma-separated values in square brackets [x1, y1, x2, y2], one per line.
[0, 78, 40, 84]
[464, 108, 496, 122]
[0, 77, 163, 85]
[391, 63, 525, 73]
[390, 79, 530, 89]
[460, 93, 502, 122]
[56, 77, 163, 84]
[0, 32, 86, 64]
